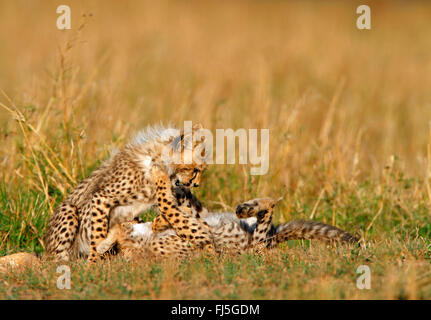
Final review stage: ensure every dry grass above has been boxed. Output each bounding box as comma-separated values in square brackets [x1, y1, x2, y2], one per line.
[0, 0, 430, 299]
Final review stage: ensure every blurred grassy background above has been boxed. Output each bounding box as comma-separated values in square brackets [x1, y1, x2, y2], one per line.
[0, 0, 430, 299]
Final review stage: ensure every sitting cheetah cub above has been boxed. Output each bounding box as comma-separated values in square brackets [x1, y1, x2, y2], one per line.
[43, 123, 208, 263]
[97, 185, 358, 260]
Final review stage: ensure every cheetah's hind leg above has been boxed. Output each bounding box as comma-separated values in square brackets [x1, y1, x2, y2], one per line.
[43, 202, 79, 261]
[96, 225, 120, 257]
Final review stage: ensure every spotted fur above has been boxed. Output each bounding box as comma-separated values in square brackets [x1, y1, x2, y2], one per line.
[43, 124, 207, 263]
[97, 188, 358, 260]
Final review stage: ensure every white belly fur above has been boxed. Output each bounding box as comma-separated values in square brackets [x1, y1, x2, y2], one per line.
[110, 202, 153, 227]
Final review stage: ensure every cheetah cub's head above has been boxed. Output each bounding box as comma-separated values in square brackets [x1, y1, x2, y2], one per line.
[235, 197, 283, 219]
[170, 123, 208, 188]
[171, 163, 206, 188]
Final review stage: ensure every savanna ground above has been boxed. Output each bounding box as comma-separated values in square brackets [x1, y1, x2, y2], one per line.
[0, 0, 430, 299]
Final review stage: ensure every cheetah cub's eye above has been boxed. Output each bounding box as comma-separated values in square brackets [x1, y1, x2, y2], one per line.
[193, 168, 200, 173]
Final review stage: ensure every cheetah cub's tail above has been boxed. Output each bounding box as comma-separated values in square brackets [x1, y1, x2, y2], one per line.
[274, 220, 358, 244]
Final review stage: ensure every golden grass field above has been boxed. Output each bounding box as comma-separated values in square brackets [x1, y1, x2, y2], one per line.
[0, 0, 430, 299]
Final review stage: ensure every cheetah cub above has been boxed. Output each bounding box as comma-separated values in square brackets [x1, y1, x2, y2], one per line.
[97, 185, 358, 260]
[43, 123, 208, 263]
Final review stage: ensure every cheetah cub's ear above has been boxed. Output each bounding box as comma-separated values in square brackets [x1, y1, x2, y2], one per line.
[190, 123, 203, 130]
[272, 196, 283, 208]
[174, 123, 204, 151]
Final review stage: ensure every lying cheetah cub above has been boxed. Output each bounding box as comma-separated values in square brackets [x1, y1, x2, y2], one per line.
[44, 124, 208, 263]
[97, 185, 358, 260]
